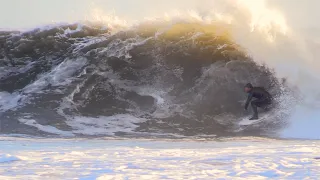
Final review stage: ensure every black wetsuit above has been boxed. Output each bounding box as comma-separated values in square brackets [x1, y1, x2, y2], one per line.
[245, 87, 272, 118]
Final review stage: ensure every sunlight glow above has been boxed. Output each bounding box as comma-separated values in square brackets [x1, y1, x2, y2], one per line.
[236, 0, 289, 42]
[87, 8, 129, 30]
[83, 0, 288, 43]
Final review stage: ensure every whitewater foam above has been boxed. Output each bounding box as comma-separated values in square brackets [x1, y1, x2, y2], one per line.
[0, 92, 23, 112]
[67, 114, 147, 136]
[0, 154, 20, 163]
[19, 118, 74, 137]
[24, 57, 87, 94]
[0, 138, 319, 179]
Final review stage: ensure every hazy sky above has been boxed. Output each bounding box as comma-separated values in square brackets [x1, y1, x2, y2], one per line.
[0, 0, 207, 29]
[0, 0, 319, 29]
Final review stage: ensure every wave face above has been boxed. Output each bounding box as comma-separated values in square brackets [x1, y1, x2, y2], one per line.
[0, 22, 294, 138]
[8, 0, 317, 139]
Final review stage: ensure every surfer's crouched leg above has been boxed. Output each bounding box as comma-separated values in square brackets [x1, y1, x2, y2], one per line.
[250, 100, 259, 120]
[250, 98, 271, 120]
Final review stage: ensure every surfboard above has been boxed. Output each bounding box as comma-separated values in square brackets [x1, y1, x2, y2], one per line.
[239, 113, 269, 126]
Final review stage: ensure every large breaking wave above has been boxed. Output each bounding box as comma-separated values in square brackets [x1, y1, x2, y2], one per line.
[0, 1, 312, 138]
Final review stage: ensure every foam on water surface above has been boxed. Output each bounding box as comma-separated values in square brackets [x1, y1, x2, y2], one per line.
[0, 137, 319, 179]
[0, 154, 20, 163]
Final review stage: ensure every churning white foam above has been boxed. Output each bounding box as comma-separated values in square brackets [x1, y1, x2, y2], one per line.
[66, 114, 147, 136]
[19, 118, 74, 137]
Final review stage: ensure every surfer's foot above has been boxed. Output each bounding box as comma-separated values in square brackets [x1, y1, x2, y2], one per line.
[249, 116, 258, 120]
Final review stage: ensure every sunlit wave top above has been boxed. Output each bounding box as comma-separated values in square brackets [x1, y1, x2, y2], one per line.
[85, 0, 289, 43]
[236, 0, 289, 42]
[86, 8, 130, 31]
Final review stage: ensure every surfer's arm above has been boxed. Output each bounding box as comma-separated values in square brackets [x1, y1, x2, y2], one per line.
[244, 94, 252, 110]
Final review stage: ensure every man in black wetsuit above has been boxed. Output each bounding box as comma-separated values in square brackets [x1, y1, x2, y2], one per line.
[244, 83, 272, 120]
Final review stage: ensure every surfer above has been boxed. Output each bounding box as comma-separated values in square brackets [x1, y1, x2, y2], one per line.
[244, 83, 272, 120]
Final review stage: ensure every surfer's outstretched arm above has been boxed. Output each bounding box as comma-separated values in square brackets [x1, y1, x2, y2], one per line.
[244, 93, 253, 110]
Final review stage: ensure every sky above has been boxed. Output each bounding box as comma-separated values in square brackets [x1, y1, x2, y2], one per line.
[0, 0, 319, 29]
[0, 0, 207, 29]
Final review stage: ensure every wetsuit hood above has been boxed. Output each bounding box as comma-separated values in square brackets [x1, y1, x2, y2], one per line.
[245, 83, 253, 89]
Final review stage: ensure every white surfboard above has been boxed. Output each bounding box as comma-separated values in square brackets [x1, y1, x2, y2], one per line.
[239, 114, 269, 126]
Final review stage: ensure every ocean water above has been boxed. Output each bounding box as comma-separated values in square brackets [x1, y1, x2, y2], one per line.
[0, 0, 320, 179]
